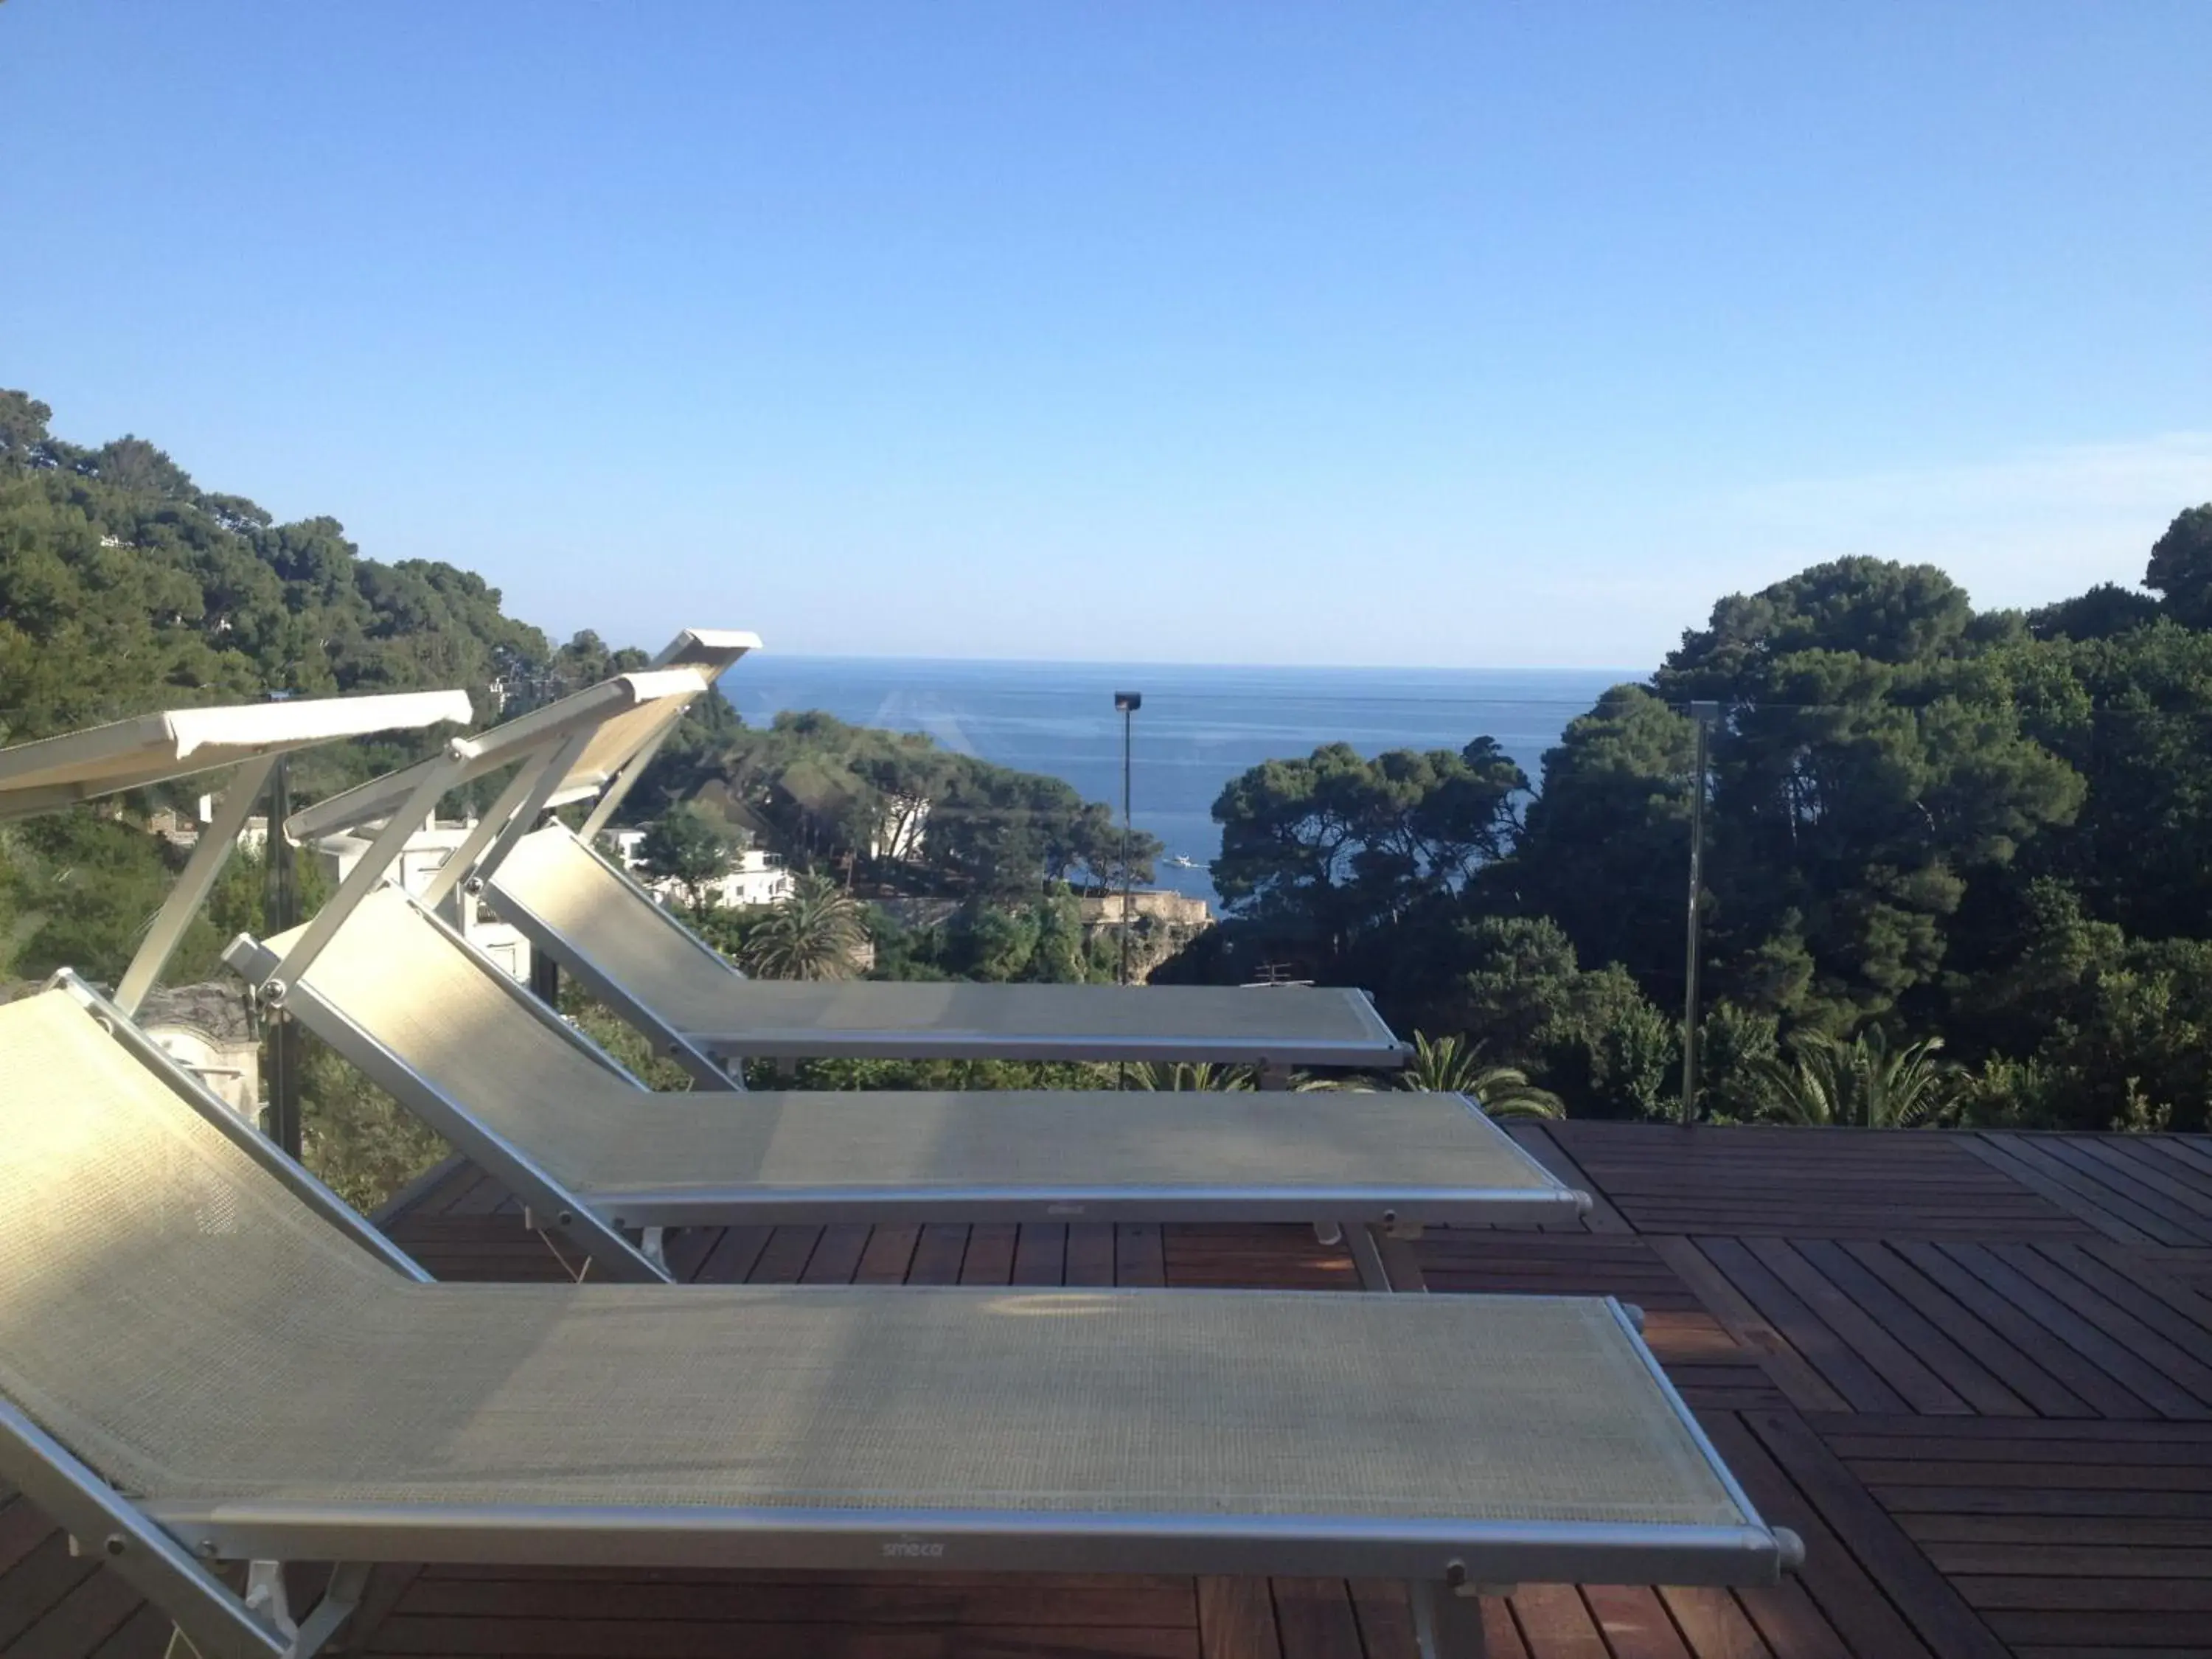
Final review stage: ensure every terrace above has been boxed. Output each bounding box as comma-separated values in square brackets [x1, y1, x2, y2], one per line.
[7, 1119, 2209, 1659]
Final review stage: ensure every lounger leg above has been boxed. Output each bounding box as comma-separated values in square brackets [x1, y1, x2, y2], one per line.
[1344, 1223, 1429, 1292]
[641, 1226, 669, 1273]
[1346, 1222, 1394, 1292]
[243, 1563, 294, 1642]
[161, 1563, 368, 1659]
[290, 1562, 371, 1658]
[1409, 1580, 1488, 1659]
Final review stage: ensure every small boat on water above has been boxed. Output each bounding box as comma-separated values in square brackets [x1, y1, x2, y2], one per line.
[1166, 854, 1199, 869]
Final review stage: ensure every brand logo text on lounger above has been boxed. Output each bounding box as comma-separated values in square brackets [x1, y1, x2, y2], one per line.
[881, 1535, 946, 1559]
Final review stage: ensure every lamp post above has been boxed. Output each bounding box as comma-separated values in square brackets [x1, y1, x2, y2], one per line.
[1113, 692, 1141, 987]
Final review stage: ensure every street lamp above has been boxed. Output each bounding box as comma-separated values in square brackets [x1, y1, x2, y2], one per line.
[1113, 692, 1141, 987]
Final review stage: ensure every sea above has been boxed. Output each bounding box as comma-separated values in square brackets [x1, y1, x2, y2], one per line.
[718, 658, 1632, 905]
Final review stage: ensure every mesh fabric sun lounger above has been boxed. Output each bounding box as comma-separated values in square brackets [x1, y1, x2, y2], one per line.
[0, 981, 1802, 1659]
[226, 885, 1587, 1286]
[289, 627, 1413, 1081]
[490, 821, 1408, 1080]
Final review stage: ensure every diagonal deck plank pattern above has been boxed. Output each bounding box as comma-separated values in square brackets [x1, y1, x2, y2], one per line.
[11, 1124, 2212, 1657]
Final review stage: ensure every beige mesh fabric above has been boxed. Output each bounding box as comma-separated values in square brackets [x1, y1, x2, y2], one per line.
[490, 827, 1398, 1049]
[272, 890, 1560, 1201]
[0, 991, 1743, 1525]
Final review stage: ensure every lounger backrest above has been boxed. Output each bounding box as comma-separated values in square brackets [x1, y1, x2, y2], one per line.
[0, 990, 403, 1495]
[489, 824, 733, 1006]
[278, 886, 650, 1153]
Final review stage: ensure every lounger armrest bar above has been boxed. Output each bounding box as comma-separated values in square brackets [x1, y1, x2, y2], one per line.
[0, 1397, 291, 1659]
[0, 690, 475, 822]
[146, 1500, 1797, 1589]
[682, 1025, 1413, 1068]
[49, 972, 434, 1284]
[285, 670, 711, 843]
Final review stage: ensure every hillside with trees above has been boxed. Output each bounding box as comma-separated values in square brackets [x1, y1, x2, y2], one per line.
[1194, 507, 2212, 1133]
[0, 390, 1158, 1198]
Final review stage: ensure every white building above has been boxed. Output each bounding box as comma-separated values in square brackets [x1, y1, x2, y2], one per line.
[602, 828, 794, 911]
[312, 818, 536, 981]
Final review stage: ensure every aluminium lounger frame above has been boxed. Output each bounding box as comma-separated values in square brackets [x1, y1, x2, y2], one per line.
[0, 990, 1800, 1659]
[225, 885, 1591, 1290]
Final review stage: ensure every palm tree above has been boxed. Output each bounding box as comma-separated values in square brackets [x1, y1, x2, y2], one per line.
[1749, 1027, 1962, 1128]
[1129, 1060, 1255, 1092]
[1399, 1032, 1566, 1119]
[740, 873, 866, 981]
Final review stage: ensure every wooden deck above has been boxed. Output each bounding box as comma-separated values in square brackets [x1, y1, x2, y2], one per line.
[10, 1121, 2212, 1658]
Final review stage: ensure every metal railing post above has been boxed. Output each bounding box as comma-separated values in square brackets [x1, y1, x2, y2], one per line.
[264, 752, 302, 1158]
[1679, 700, 1718, 1127]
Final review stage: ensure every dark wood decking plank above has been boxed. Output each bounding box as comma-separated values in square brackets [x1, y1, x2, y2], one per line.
[1197, 1576, 1282, 1659]
[1964, 1136, 2185, 1246]
[1503, 1584, 1607, 1658]
[0, 1536, 98, 1650]
[799, 1223, 872, 1285]
[1740, 1239, 1973, 1415]
[1693, 1240, 1912, 1413]
[661, 1225, 725, 1281]
[748, 1225, 827, 1284]
[1790, 1240, 2034, 1417]
[2031, 1245, 2212, 1376]
[1647, 1239, 1852, 1414]
[1578, 1585, 1693, 1659]
[903, 1223, 970, 1287]
[1891, 1242, 2161, 1419]
[2067, 1138, 2212, 1223]
[1745, 1411, 2009, 1659]
[1010, 1223, 1069, 1287]
[1837, 1242, 2098, 1419]
[2034, 1139, 2212, 1243]
[957, 1222, 1019, 1286]
[1266, 1579, 1363, 1659]
[852, 1225, 922, 1285]
[1118, 1222, 1167, 1288]
[693, 1223, 771, 1284]
[1933, 1542, 2212, 1579]
[1066, 1222, 1117, 1287]
[1939, 1243, 2212, 1418]
[0, 1500, 51, 1582]
[1, 1568, 144, 1659]
[1650, 1587, 1777, 1659]
[1695, 1413, 1939, 1659]
[80, 1603, 168, 1659]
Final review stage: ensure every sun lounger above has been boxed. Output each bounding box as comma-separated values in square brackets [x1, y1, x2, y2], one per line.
[288, 629, 1413, 1081]
[226, 883, 1587, 1287]
[0, 979, 1802, 1659]
[491, 819, 1408, 1078]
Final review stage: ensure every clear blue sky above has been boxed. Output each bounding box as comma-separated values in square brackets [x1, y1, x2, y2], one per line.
[4, 3, 2206, 667]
